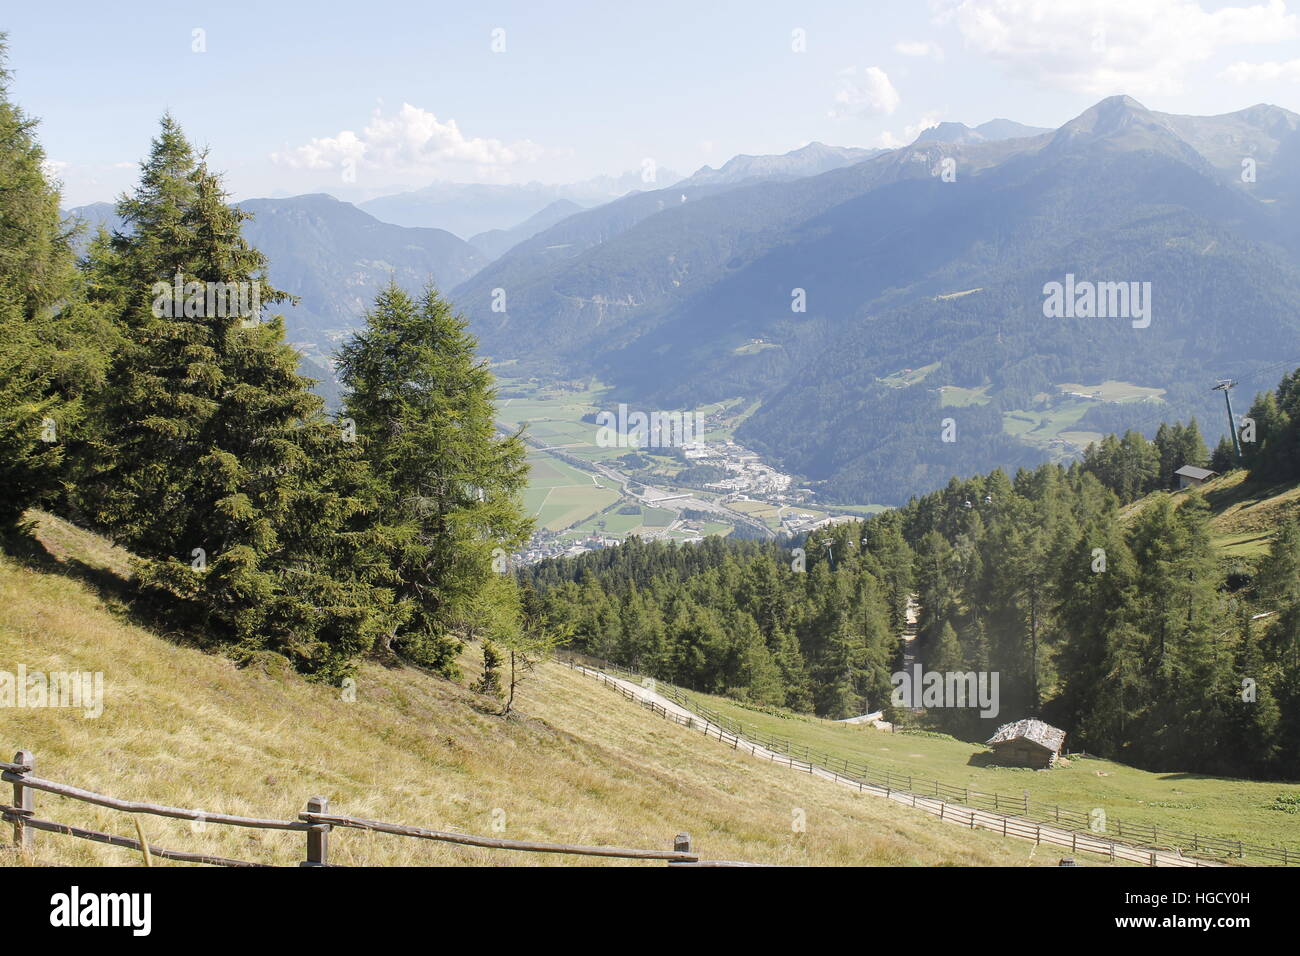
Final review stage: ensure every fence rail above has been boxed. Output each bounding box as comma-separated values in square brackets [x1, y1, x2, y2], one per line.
[2, 750, 746, 867]
[557, 653, 1298, 867]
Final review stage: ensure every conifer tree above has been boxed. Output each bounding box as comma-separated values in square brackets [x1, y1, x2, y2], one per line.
[79, 117, 399, 678]
[0, 39, 116, 527]
[338, 282, 533, 677]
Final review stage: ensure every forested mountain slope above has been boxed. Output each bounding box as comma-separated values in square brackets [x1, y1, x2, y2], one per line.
[454, 97, 1300, 504]
[527, 375, 1300, 781]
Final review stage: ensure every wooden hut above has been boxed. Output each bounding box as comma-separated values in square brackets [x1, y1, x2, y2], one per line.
[1174, 465, 1217, 489]
[985, 719, 1066, 768]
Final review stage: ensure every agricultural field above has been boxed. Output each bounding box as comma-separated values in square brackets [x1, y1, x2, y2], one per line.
[726, 499, 785, 531]
[569, 503, 678, 538]
[994, 381, 1167, 458]
[732, 341, 781, 356]
[532, 484, 621, 532]
[1002, 401, 1095, 452]
[520, 453, 619, 532]
[877, 361, 939, 389]
[495, 379, 619, 463]
[1057, 381, 1167, 403]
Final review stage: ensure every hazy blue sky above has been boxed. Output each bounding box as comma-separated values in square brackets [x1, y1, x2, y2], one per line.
[7, 0, 1300, 206]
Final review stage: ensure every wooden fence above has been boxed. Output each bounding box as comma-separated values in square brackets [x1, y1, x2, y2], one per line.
[1, 750, 750, 867]
[558, 654, 1298, 868]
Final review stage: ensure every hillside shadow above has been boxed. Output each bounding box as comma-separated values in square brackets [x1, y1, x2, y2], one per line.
[1, 518, 216, 653]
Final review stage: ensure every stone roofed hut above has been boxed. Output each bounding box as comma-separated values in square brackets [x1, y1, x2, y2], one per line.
[985, 719, 1067, 769]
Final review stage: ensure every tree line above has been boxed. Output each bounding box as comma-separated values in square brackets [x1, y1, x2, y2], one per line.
[528, 392, 1300, 778]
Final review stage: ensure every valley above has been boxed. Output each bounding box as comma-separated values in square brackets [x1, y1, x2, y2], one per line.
[11, 4, 1300, 898]
[494, 377, 875, 563]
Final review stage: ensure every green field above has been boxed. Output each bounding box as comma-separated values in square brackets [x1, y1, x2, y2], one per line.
[732, 341, 780, 356]
[877, 362, 939, 389]
[518, 451, 620, 531]
[1058, 380, 1167, 403]
[1002, 401, 1096, 454]
[979, 380, 1169, 458]
[524, 454, 594, 489]
[534, 484, 621, 531]
[684, 690, 1300, 853]
[939, 385, 992, 407]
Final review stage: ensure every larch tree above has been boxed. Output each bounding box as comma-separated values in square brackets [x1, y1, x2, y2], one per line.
[337, 281, 533, 678]
[0, 38, 116, 529]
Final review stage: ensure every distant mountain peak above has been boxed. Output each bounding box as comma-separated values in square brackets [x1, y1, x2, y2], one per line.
[1071, 94, 1154, 132]
[974, 118, 1053, 141]
[913, 122, 979, 145]
[912, 118, 1053, 147]
[1045, 94, 1207, 163]
[683, 142, 883, 187]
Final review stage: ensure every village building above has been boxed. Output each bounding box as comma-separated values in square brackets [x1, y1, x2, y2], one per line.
[985, 719, 1067, 769]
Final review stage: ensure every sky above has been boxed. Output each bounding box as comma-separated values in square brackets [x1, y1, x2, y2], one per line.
[6, 0, 1300, 207]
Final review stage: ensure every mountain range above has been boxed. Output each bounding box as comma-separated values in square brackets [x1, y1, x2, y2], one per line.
[66, 100, 1300, 505]
[64, 194, 489, 404]
[356, 167, 683, 238]
[679, 141, 886, 186]
[448, 96, 1300, 504]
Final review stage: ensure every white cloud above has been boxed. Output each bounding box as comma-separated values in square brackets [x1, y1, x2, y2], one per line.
[874, 113, 944, 148]
[271, 103, 545, 177]
[831, 66, 902, 118]
[941, 0, 1297, 95]
[895, 40, 945, 60]
[1221, 57, 1300, 82]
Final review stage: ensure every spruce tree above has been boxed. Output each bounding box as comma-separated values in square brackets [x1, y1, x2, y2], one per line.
[79, 118, 400, 678]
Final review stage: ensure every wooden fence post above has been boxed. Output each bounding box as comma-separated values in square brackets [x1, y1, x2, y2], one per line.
[10, 750, 33, 852]
[671, 832, 692, 866]
[303, 796, 330, 867]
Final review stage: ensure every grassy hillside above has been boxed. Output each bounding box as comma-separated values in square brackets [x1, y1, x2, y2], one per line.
[1204, 470, 1300, 557]
[1117, 469, 1300, 558]
[691, 692, 1300, 854]
[0, 512, 1097, 867]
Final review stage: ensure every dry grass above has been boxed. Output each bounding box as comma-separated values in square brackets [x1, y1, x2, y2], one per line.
[0, 514, 1111, 868]
[1205, 471, 1300, 544]
[1117, 471, 1300, 559]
